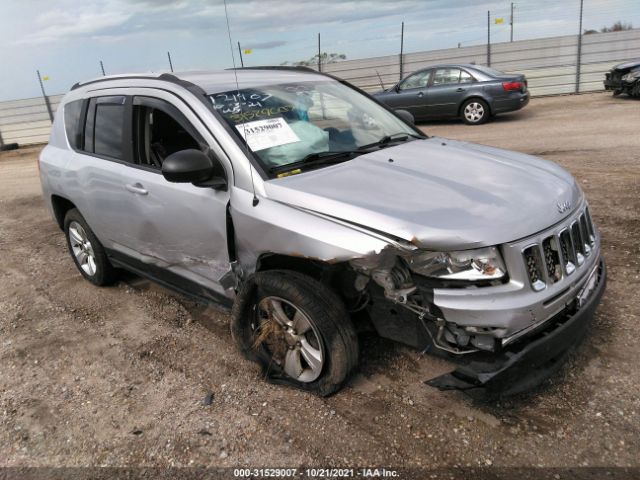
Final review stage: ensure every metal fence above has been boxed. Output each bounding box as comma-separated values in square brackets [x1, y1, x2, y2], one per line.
[0, 29, 638, 147]
[324, 29, 640, 94]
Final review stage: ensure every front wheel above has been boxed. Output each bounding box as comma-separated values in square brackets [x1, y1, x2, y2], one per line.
[461, 98, 490, 125]
[231, 270, 359, 396]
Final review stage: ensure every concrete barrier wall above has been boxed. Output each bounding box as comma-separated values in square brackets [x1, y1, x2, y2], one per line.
[1, 29, 638, 146]
[0, 95, 63, 146]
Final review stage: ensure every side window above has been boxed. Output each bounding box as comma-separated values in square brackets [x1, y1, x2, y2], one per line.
[399, 70, 431, 90]
[433, 68, 463, 86]
[460, 70, 475, 83]
[132, 97, 202, 169]
[64, 100, 84, 149]
[82, 96, 126, 159]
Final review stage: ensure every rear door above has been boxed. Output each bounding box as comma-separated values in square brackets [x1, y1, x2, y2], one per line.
[426, 68, 472, 117]
[69, 95, 136, 250]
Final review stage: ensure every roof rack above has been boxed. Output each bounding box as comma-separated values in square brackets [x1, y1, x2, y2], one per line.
[70, 73, 183, 91]
[226, 66, 317, 73]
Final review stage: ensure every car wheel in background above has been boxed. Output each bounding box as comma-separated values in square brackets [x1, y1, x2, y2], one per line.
[612, 89, 622, 96]
[461, 98, 490, 125]
[64, 208, 117, 286]
[231, 270, 359, 396]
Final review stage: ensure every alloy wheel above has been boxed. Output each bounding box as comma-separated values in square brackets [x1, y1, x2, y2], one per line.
[68, 221, 97, 276]
[254, 296, 324, 382]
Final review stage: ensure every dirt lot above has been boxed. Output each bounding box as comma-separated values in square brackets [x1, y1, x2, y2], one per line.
[1, 92, 639, 470]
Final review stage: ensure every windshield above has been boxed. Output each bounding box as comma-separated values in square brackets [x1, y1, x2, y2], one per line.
[209, 80, 420, 175]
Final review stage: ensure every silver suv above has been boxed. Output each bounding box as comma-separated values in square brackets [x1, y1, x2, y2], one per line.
[39, 68, 606, 396]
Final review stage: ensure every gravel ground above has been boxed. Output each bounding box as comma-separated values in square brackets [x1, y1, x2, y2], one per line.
[0, 92, 638, 469]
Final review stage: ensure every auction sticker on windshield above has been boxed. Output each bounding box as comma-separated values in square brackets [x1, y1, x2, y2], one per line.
[236, 117, 300, 151]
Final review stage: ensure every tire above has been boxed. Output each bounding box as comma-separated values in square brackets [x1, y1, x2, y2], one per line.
[461, 98, 490, 125]
[231, 270, 359, 396]
[63, 208, 117, 286]
[612, 89, 622, 97]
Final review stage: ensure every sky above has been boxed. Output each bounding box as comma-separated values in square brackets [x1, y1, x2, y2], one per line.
[0, 0, 638, 101]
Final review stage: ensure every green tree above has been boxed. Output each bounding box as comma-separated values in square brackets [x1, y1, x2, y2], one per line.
[600, 21, 632, 33]
[281, 53, 346, 67]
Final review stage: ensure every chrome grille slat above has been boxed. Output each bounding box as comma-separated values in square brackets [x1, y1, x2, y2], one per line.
[559, 229, 576, 275]
[571, 221, 585, 266]
[522, 206, 596, 291]
[585, 207, 596, 246]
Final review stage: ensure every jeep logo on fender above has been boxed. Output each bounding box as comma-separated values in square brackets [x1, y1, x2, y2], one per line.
[557, 200, 572, 213]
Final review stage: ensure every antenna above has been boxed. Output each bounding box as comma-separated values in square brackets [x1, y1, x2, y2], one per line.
[222, 0, 259, 207]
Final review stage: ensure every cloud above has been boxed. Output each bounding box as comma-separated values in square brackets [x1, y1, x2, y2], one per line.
[17, 9, 133, 44]
[244, 40, 287, 49]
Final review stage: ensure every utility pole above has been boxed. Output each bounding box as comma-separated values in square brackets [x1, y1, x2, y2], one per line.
[576, 0, 584, 93]
[237, 42, 244, 68]
[399, 21, 405, 81]
[100, 60, 106, 76]
[36, 70, 54, 123]
[317, 33, 321, 72]
[487, 10, 491, 66]
[167, 51, 174, 72]
[510, 2, 514, 42]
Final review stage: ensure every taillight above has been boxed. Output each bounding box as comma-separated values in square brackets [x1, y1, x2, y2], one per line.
[502, 81, 523, 91]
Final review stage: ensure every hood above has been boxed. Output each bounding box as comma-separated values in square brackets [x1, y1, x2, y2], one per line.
[613, 60, 640, 71]
[263, 138, 582, 250]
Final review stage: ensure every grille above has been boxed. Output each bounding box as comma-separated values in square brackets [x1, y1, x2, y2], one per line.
[522, 206, 596, 291]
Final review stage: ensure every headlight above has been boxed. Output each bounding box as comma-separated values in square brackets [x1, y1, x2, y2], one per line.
[405, 247, 506, 281]
[622, 70, 640, 81]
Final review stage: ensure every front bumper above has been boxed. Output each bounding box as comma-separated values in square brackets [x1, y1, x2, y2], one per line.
[425, 257, 606, 396]
[604, 79, 622, 90]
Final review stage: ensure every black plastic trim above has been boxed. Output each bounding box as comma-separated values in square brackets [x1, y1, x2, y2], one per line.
[107, 248, 233, 309]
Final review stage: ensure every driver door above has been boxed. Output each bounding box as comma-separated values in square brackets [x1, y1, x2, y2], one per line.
[385, 69, 432, 119]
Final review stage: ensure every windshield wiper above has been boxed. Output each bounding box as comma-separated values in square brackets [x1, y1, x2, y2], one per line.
[269, 132, 426, 175]
[357, 132, 425, 151]
[269, 150, 361, 175]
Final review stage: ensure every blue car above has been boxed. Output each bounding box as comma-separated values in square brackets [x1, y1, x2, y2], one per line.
[374, 64, 529, 125]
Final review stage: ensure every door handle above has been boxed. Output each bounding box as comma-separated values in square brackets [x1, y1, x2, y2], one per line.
[456, 88, 466, 92]
[417, 92, 424, 97]
[125, 183, 148, 195]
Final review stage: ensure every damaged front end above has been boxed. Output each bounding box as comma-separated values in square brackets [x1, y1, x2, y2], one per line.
[349, 244, 508, 356]
[348, 237, 607, 396]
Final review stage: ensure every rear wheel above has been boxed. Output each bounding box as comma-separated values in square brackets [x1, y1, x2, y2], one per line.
[461, 98, 490, 125]
[64, 209, 117, 286]
[231, 270, 359, 396]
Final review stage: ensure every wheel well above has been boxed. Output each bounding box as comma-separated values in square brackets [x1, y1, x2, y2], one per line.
[459, 96, 492, 116]
[255, 254, 366, 314]
[256, 253, 329, 280]
[51, 195, 76, 230]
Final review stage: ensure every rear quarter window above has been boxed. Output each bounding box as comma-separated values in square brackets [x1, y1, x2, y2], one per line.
[63, 100, 84, 149]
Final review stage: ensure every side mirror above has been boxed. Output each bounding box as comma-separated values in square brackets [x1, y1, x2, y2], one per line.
[394, 84, 401, 93]
[394, 109, 415, 125]
[161, 149, 227, 190]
